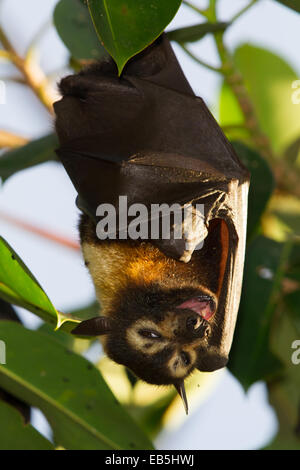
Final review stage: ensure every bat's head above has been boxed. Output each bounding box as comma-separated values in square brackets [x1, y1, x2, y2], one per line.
[72, 215, 233, 413]
[72, 284, 228, 413]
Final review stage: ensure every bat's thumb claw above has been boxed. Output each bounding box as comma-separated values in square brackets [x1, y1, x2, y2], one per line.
[174, 380, 189, 415]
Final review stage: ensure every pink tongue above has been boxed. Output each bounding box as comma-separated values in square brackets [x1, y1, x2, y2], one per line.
[177, 298, 214, 321]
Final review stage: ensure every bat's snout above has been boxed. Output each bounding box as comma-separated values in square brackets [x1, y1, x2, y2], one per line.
[185, 313, 211, 338]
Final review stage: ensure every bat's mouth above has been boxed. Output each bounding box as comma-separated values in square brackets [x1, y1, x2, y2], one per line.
[176, 295, 216, 321]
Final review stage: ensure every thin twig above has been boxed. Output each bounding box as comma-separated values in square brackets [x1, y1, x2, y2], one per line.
[0, 49, 11, 60]
[231, 0, 258, 23]
[0, 76, 26, 85]
[0, 130, 29, 148]
[179, 43, 223, 73]
[182, 1, 207, 16]
[207, 0, 300, 198]
[25, 19, 51, 59]
[206, 0, 274, 160]
[0, 25, 54, 114]
[221, 123, 247, 132]
[0, 210, 80, 251]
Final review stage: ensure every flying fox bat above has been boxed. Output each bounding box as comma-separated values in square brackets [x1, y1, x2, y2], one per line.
[54, 35, 250, 414]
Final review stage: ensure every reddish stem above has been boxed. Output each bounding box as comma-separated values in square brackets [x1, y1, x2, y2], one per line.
[0, 210, 80, 251]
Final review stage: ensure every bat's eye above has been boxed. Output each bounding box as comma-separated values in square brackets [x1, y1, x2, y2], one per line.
[180, 351, 191, 366]
[138, 329, 162, 339]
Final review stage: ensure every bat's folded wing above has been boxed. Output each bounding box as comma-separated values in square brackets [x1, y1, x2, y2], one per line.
[56, 144, 248, 256]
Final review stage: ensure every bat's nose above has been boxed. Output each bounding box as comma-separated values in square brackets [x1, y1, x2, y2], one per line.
[185, 313, 211, 338]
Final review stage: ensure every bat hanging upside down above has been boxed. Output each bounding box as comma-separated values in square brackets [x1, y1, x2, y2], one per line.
[54, 35, 250, 413]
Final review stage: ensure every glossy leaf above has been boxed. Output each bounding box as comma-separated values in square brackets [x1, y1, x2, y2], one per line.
[167, 21, 228, 43]
[266, 302, 300, 449]
[38, 321, 94, 356]
[272, 202, 300, 237]
[87, 0, 182, 74]
[274, 1, 300, 13]
[219, 44, 300, 154]
[284, 136, 300, 166]
[285, 243, 300, 282]
[283, 243, 300, 339]
[284, 291, 300, 334]
[232, 141, 275, 239]
[228, 237, 287, 389]
[267, 383, 300, 450]
[0, 237, 79, 331]
[0, 236, 57, 324]
[219, 83, 249, 143]
[0, 322, 154, 450]
[0, 300, 31, 424]
[54, 0, 106, 61]
[0, 134, 58, 182]
[0, 401, 54, 450]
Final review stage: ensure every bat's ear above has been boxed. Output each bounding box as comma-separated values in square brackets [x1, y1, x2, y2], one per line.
[174, 380, 188, 415]
[71, 316, 112, 337]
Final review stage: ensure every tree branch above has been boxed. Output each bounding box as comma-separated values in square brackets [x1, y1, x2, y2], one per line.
[0, 25, 54, 114]
[231, 0, 259, 23]
[212, 29, 274, 160]
[179, 43, 223, 73]
[0, 49, 11, 60]
[207, 1, 300, 198]
[0, 210, 80, 251]
[182, 1, 207, 16]
[0, 130, 29, 148]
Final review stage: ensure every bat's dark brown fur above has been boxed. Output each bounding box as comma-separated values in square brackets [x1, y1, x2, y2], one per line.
[78, 213, 228, 386]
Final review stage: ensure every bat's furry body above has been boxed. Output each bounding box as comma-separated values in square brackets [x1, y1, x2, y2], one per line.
[79, 213, 228, 386]
[54, 36, 250, 408]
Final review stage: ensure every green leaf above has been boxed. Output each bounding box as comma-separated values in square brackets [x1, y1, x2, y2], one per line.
[54, 0, 106, 61]
[0, 322, 154, 450]
[127, 393, 174, 441]
[0, 134, 58, 182]
[0, 300, 31, 424]
[228, 236, 288, 389]
[38, 321, 94, 356]
[285, 243, 300, 282]
[279, 258, 300, 337]
[284, 291, 300, 334]
[274, 1, 300, 13]
[231, 141, 275, 239]
[87, 0, 183, 74]
[0, 237, 78, 331]
[219, 83, 249, 143]
[0, 237, 57, 324]
[219, 44, 300, 154]
[167, 21, 228, 43]
[284, 136, 300, 166]
[266, 305, 300, 449]
[266, 383, 300, 450]
[0, 401, 54, 450]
